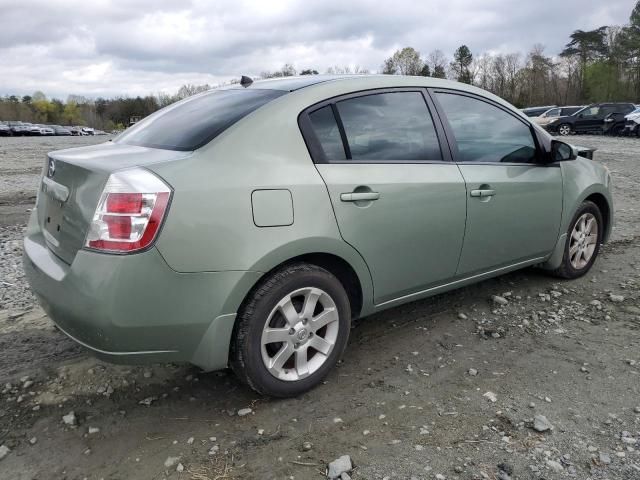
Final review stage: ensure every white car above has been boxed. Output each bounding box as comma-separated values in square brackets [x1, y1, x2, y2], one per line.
[533, 106, 584, 127]
[623, 107, 640, 136]
[36, 125, 55, 135]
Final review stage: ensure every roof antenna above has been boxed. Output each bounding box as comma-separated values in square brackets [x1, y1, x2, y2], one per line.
[240, 75, 253, 87]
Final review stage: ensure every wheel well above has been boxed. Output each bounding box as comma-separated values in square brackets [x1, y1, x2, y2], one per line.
[292, 253, 364, 318]
[249, 253, 364, 319]
[585, 193, 610, 240]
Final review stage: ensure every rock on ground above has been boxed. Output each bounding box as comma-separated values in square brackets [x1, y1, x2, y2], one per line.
[327, 455, 352, 479]
[533, 415, 554, 432]
[0, 445, 9, 460]
[62, 411, 77, 426]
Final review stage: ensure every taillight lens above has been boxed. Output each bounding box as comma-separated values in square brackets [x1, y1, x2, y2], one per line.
[85, 168, 172, 253]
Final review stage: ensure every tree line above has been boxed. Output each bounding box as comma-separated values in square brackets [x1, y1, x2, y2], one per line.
[380, 1, 640, 107]
[2, 1, 639, 128]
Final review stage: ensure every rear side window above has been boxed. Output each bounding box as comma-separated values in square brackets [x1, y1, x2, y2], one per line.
[116, 89, 286, 151]
[335, 92, 442, 161]
[435, 92, 537, 163]
[308, 106, 347, 161]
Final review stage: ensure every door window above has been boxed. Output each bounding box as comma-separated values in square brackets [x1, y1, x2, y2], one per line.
[308, 106, 347, 161]
[334, 92, 442, 161]
[561, 107, 581, 116]
[545, 108, 560, 117]
[581, 106, 601, 117]
[435, 92, 537, 163]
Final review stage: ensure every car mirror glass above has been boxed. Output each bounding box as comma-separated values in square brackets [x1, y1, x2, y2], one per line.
[551, 140, 577, 162]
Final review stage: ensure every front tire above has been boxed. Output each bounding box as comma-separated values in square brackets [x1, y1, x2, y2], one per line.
[558, 123, 572, 136]
[552, 201, 603, 279]
[230, 263, 351, 397]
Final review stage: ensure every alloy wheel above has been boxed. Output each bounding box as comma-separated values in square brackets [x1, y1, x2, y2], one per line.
[569, 213, 598, 270]
[558, 124, 571, 136]
[261, 287, 339, 381]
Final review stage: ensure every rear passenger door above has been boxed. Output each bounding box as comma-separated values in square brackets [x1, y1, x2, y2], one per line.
[299, 89, 467, 305]
[431, 90, 562, 276]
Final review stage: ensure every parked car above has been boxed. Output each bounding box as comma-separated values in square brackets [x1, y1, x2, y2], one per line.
[622, 107, 640, 136]
[81, 127, 95, 135]
[67, 126, 82, 136]
[546, 102, 636, 135]
[36, 124, 55, 135]
[533, 106, 584, 127]
[8, 121, 30, 135]
[51, 125, 72, 136]
[522, 105, 557, 117]
[24, 75, 613, 397]
[25, 123, 43, 136]
[0, 122, 11, 136]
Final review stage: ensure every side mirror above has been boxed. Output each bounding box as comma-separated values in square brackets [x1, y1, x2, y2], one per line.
[578, 114, 584, 118]
[551, 140, 577, 162]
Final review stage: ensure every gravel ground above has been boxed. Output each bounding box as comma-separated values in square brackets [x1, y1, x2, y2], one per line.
[0, 135, 639, 480]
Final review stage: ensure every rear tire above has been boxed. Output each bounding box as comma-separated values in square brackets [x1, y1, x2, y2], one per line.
[552, 201, 603, 279]
[230, 263, 351, 397]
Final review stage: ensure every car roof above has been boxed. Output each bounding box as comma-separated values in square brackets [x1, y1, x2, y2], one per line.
[217, 75, 528, 117]
[224, 75, 358, 92]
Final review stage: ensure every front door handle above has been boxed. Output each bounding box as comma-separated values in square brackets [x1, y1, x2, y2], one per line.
[340, 192, 381, 202]
[470, 189, 495, 198]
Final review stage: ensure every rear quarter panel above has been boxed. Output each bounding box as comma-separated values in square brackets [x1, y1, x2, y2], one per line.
[148, 92, 375, 316]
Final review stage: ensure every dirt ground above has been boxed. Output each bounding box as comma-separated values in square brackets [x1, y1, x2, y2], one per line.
[0, 135, 639, 480]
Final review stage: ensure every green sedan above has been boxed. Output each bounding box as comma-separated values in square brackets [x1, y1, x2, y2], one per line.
[23, 75, 612, 397]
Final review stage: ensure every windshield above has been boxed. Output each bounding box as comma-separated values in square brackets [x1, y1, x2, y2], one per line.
[116, 88, 286, 151]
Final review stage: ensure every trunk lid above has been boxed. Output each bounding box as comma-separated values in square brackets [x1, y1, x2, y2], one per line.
[36, 141, 189, 264]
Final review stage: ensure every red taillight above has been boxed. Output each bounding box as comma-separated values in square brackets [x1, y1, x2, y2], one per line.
[105, 215, 133, 239]
[106, 193, 143, 214]
[85, 169, 171, 253]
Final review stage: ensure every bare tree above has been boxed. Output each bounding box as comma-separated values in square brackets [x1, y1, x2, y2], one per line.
[381, 47, 425, 75]
[427, 49, 448, 78]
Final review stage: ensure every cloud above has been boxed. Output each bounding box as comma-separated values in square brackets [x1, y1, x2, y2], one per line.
[0, 0, 635, 98]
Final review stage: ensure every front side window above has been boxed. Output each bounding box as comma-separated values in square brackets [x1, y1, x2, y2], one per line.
[582, 106, 601, 117]
[435, 92, 537, 163]
[334, 92, 442, 161]
[562, 107, 580, 116]
[545, 108, 560, 117]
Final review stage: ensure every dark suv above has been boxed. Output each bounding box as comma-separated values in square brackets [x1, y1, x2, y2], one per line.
[546, 103, 636, 135]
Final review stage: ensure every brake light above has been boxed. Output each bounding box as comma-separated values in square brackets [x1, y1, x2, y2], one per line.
[85, 169, 171, 253]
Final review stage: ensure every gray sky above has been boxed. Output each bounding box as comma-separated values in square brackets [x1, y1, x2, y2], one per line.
[0, 0, 635, 99]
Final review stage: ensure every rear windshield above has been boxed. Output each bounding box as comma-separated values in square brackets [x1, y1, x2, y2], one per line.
[115, 89, 286, 151]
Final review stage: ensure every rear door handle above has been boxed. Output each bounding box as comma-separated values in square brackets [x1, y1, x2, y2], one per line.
[340, 192, 381, 202]
[470, 189, 495, 198]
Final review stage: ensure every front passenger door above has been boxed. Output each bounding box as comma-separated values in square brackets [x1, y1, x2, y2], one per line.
[432, 90, 563, 276]
[575, 105, 604, 132]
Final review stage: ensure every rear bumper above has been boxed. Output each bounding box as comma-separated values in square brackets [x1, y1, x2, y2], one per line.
[23, 211, 261, 370]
